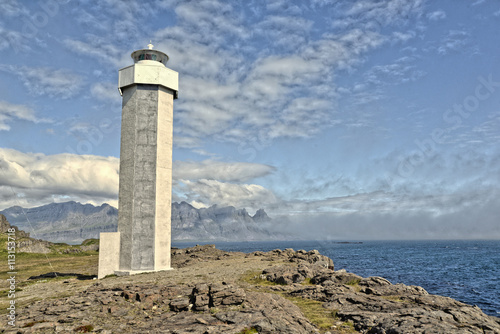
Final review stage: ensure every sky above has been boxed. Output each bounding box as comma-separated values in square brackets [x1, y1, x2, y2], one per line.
[0, 0, 499, 240]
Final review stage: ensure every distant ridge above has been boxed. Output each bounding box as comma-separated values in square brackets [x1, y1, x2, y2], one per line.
[0, 201, 280, 244]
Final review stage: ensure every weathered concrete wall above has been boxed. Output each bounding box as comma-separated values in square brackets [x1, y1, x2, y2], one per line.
[155, 86, 174, 271]
[118, 84, 173, 272]
[98, 232, 120, 279]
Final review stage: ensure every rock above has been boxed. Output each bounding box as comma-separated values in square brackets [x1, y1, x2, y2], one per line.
[170, 297, 191, 312]
[209, 283, 246, 307]
[8, 244, 500, 334]
[192, 283, 210, 311]
[260, 259, 500, 334]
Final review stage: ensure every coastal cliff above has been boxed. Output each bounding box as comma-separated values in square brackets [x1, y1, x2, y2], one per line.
[3, 243, 499, 333]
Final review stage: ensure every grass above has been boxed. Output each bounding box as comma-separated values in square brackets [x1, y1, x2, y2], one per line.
[345, 278, 362, 292]
[0, 233, 99, 315]
[237, 327, 258, 334]
[345, 278, 361, 286]
[239, 269, 362, 333]
[286, 296, 337, 331]
[0, 232, 99, 286]
[240, 270, 280, 287]
[301, 277, 314, 285]
[0, 251, 98, 284]
[240, 270, 355, 333]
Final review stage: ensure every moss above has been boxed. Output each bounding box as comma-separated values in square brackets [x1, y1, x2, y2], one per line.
[240, 270, 278, 287]
[345, 279, 362, 292]
[338, 321, 357, 333]
[239, 270, 360, 333]
[237, 327, 258, 334]
[0, 287, 22, 298]
[381, 295, 407, 303]
[286, 296, 336, 331]
[80, 239, 99, 246]
[301, 277, 314, 285]
[345, 278, 361, 286]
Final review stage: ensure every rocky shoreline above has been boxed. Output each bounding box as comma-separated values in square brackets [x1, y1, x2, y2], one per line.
[3, 244, 500, 333]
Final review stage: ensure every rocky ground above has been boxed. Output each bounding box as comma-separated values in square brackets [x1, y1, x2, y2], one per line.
[2, 245, 500, 334]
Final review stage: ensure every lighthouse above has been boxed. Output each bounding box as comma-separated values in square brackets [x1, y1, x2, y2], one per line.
[98, 43, 178, 278]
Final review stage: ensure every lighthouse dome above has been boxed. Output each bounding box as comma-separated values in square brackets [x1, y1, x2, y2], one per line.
[130, 42, 169, 66]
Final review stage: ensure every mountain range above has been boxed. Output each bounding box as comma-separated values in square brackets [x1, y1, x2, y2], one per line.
[0, 201, 280, 244]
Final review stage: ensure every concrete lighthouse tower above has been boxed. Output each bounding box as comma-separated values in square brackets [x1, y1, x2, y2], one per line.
[98, 43, 178, 278]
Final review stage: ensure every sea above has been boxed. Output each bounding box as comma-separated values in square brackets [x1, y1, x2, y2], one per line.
[172, 239, 500, 317]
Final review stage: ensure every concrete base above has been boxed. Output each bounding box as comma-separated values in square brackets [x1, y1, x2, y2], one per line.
[114, 268, 173, 277]
[98, 232, 121, 279]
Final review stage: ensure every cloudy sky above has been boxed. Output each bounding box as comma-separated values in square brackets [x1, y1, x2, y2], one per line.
[0, 0, 499, 239]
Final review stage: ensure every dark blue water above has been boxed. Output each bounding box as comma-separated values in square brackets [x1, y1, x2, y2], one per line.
[172, 240, 500, 317]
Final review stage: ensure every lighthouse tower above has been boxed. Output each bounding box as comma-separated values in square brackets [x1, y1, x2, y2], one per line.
[98, 43, 178, 278]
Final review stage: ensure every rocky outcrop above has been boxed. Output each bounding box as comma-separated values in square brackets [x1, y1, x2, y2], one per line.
[262, 262, 500, 334]
[1, 213, 29, 238]
[1, 214, 52, 253]
[5, 245, 499, 334]
[13, 275, 317, 333]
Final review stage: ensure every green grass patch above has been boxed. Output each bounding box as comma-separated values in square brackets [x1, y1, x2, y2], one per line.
[380, 295, 407, 303]
[81, 239, 99, 246]
[286, 296, 336, 331]
[301, 277, 314, 285]
[237, 327, 258, 334]
[345, 278, 362, 292]
[0, 251, 98, 286]
[345, 278, 361, 286]
[240, 271, 278, 287]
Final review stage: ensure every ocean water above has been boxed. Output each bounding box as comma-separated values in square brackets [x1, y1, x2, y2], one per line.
[172, 240, 500, 317]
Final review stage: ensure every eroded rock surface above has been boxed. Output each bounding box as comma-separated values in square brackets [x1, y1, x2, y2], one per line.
[263, 263, 500, 334]
[4, 244, 499, 334]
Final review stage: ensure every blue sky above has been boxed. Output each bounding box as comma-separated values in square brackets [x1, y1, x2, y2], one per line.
[0, 0, 499, 239]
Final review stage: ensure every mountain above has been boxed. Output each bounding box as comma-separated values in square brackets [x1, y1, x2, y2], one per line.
[171, 202, 276, 241]
[0, 201, 118, 244]
[0, 201, 279, 244]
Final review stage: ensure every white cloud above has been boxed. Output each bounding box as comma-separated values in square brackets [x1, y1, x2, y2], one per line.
[427, 10, 446, 21]
[150, 0, 405, 146]
[64, 37, 129, 68]
[173, 160, 275, 182]
[437, 30, 471, 55]
[0, 148, 119, 209]
[0, 149, 278, 211]
[0, 25, 27, 52]
[392, 30, 416, 43]
[0, 0, 29, 17]
[0, 65, 84, 99]
[255, 15, 313, 50]
[91, 81, 121, 103]
[0, 100, 51, 131]
[343, 0, 425, 28]
[177, 179, 277, 213]
[173, 136, 201, 149]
